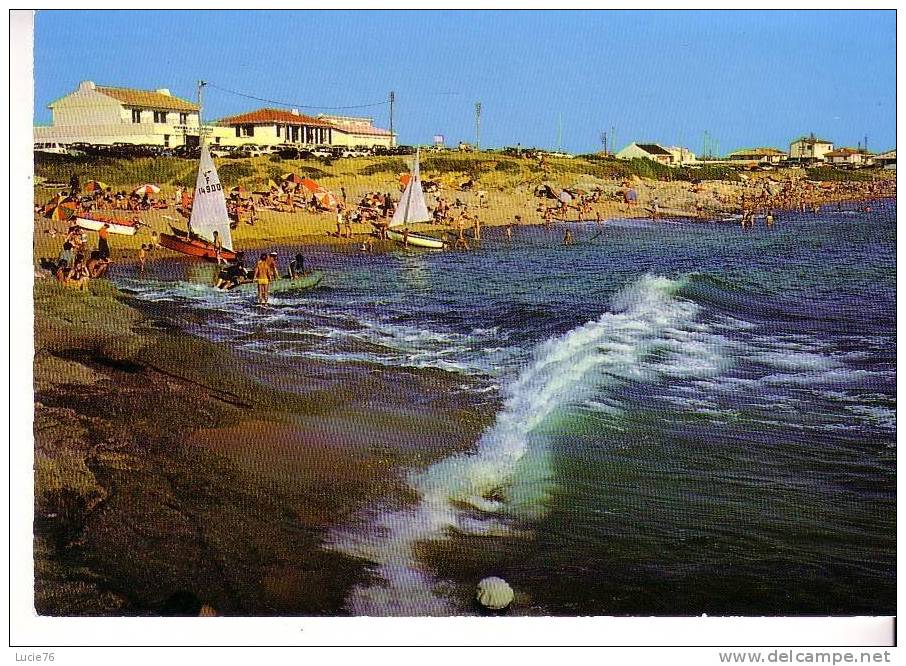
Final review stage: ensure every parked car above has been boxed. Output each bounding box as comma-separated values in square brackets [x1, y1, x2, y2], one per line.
[209, 145, 234, 158]
[341, 148, 367, 158]
[173, 145, 201, 159]
[235, 144, 265, 158]
[311, 146, 334, 159]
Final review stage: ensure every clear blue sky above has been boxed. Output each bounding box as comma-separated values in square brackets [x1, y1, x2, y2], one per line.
[33, 9, 896, 154]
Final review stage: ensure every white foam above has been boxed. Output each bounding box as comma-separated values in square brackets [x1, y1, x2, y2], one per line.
[327, 274, 730, 615]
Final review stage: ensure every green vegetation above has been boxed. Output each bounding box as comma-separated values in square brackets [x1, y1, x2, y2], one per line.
[806, 166, 882, 182]
[35, 154, 195, 189]
[359, 159, 407, 176]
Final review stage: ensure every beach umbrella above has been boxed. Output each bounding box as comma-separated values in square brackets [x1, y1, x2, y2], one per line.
[399, 173, 412, 189]
[266, 178, 282, 191]
[230, 185, 250, 198]
[282, 173, 305, 185]
[299, 178, 338, 209]
[134, 183, 161, 195]
[44, 196, 78, 221]
[83, 180, 109, 193]
[558, 190, 573, 204]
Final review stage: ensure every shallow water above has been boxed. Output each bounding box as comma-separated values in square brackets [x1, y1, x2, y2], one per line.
[113, 199, 896, 615]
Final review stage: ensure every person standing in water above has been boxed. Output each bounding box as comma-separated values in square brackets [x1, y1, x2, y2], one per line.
[563, 228, 573, 245]
[254, 253, 270, 304]
[212, 229, 224, 265]
[98, 224, 111, 259]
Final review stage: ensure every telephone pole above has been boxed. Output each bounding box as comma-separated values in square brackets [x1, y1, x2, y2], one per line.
[389, 91, 395, 147]
[197, 80, 207, 146]
[475, 101, 482, 150]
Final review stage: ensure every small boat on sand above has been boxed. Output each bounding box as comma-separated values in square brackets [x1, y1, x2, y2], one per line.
[75, 213, 139, 236]
[160, 225, 238, 262]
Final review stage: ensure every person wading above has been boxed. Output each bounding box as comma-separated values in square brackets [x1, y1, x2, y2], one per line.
[254, 253, 270, 304]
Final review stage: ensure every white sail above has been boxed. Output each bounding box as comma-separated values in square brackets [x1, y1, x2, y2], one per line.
[389, 150, 431, 228]
[189, 144, 234, 250]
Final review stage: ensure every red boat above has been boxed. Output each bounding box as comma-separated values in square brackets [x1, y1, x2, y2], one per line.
[159, 231, 237, 262]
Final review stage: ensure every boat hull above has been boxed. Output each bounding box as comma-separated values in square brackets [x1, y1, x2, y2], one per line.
[159, 233, 237, 262]
[386, 228, 445, 249]
[75, 216, 138, 236]
[227, 272, 323, 294]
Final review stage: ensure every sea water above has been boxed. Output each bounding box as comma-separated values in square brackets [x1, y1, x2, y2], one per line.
[115, 199, 896, 615]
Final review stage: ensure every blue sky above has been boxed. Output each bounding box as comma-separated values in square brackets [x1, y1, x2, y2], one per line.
[33, 10, 896, 154]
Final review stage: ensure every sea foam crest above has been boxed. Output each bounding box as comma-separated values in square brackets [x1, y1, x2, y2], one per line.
[329, 274, 723, 616]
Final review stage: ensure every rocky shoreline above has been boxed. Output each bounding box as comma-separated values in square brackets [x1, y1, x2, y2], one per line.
[33, 279, 489, 616]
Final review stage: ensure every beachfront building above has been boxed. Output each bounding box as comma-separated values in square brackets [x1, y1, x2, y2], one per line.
[727, 147, 787, 164]
[824, 147, 873, 167]
[665, 146, 697, 165]
[34, 80, 201, 147]
[215, 108, 335, 147]
[615, 143, 675, 165]
[789, 133, 833, 162]
[874, 149, 896, 169]
[317, 114, 395, 148]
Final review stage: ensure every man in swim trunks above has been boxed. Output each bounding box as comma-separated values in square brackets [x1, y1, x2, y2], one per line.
[254, 253, 270, 304]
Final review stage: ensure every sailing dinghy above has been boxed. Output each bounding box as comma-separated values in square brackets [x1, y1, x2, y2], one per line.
[159, 143, 237, 262]
[381, 149, 445, 249]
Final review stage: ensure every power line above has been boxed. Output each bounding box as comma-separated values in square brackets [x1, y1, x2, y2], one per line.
[206, 82, 391, 111]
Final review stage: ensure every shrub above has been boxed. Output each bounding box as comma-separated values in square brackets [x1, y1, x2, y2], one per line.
[217, 162, 255, 182]
[359, 159, 407, 176]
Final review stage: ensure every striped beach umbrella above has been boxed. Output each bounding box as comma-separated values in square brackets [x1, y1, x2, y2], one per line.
[134, 183, 161, 195]
[83, 180, 109, 193]
[43, 196, 78, 221]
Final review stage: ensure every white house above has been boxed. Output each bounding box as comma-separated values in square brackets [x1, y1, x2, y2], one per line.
[789, 133, 833, 161]
[215, 108, 335, 147]
[665, 146, 697, 165]
[728, 147, 787, 164]
[873, 149, 896, 169]
[317, 114, 395, 148]
[824, 147, 872, 166]
[34, 80, 200, 147]
[615, 143, 675, 165]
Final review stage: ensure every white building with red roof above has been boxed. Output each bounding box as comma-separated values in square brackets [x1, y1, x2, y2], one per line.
[216, 108, 335, 146]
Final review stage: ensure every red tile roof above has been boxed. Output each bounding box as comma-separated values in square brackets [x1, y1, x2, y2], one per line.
[218, 108, 333, 127]
[96, 86, 198, 112]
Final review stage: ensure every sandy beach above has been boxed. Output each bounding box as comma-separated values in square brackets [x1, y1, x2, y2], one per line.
[34, 153, 896, 264]
[32, 153, 897, 616]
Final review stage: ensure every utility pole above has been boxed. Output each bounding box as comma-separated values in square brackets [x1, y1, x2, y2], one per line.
[600, 130, 607, 156]
[864, 134, 868, 153]
[197, 80, 207, 147]
[475, 101, 482, 150]
[389, 91, 395, 147]
[557, 112, 563, 152]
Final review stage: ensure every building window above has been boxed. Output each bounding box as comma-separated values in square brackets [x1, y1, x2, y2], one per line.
[163, 134, 170, 147]
[132, 109, 142, 124]
[179, 113, 188, 125]
[238, 125, 255, 137]
[276, 125, 281, 138]
[154, 111, 168, 123]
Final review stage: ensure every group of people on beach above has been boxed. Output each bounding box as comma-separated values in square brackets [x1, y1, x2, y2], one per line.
[37, 222, 115, 290]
